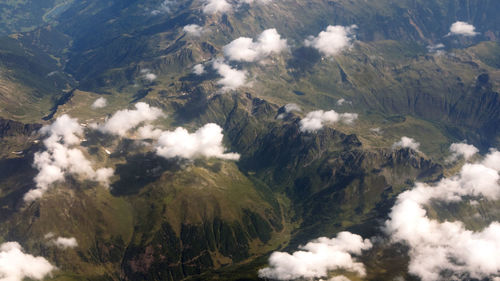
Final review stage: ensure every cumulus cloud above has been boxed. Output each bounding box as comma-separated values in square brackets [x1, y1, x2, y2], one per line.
[183, 24, 205, 37]
[392, 136, 420, 151]
[44, 234, 78, 249]
[299, 110, 358, 132]
[385, 149, 500, 281]
[193, 64, 205, 75]
[448, 142, 479, 162]
[305, 25, 357, 57]
[156, 123, 240, 160]
[97, 102, 164, 137]
[448, 21, 478, 37]
[212, 60, 247, 91]
[223, 28, 288, 62]
[0, 241, 55, 281]
[202, 0, 231, 14]
[258, 231, 372, 280]
[25, 115, 114, 202]
[91, 97, 107, 109]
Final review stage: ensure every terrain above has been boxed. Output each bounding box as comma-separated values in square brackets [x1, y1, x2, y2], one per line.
[0, 0, 499, 280]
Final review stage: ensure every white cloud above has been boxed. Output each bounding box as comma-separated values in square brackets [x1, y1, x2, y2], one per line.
[277, 103, 301, 119]
[137, 124, 164, 139]
[336, 98, 352, 106]
[193, 64, 205, 75]
[392, 137, 420, 151]
[183, 24, 205, 37]
[448, 21, 478, 37]
[202, 0, 231, 14]
[156, 123, 240, 160]
[305, 25, 357, 57]
[370, 127, 382, 134]
[25, 115, 114, 202]
[202, 0, 271, 14]
[427, 43, 445, 54]
[284, 103, 301, 113]
[212, 60, 247, 91]
[91, 97, 107, 109]
[151, 0, 176, 15]
[258, 231, 372, 280]
[97, 102, 165, 137]
[448, 142, 479, 162]
[140, 69, 157, 82]
[46, 236, 78, 249]
[385, 149, 500, 281]
[322, 276, 351, 281]
[0, 242, 55, 281]
[300, 110, 358, 132]
[223, 28, 288, 62]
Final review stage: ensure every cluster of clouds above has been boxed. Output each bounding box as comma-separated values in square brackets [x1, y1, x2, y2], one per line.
[305, 25, 357, 57]
[0, 242, 55, 281]
[44, 233, 78, 249]
[427, 21, 478, 55]
[25, 115, 114, 202]
[392, 136, 420, 152]
[93, 103, 240, 161]
[208, 28, 288, 91]
[258, 231, 372, 280]
[299, 110, 358, 132]
[385, 146, 500, 281]
[202, 0, 271, 15]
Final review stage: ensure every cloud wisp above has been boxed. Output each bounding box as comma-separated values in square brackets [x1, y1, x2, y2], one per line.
[300, 110, 358, 132]
[385, 149, 500, 281]
[25, 115, 114, 202]
[305, 25, 357, 57]
[258, 231, 372, 280]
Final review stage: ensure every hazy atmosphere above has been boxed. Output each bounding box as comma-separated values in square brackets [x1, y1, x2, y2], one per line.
[0, 0, 499, 280]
